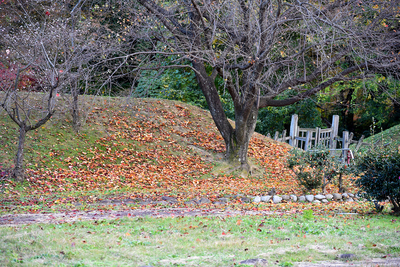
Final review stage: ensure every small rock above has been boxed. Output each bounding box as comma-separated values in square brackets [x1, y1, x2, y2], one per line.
[342, 193, 349, 199]
[240, 197, 253, 203]
[305, 195, 314, 202]
[197, 197, 211, 204]
[254, 196, 261, 203]
[111, 199, 122, 204]
[261, 196, 271, 202]
[234, 194, 244, 199]
[154, 201, 168, 205]
[313, 200, 321, 203]
[346, 198, 354, 202]
[139, 200, 151, 205]
[336, 254, 357, 260]
[333, 193, 342, 200]
[290, 195, 297, 202]
[213, 201, 225, 205]
[268, 188, 276, 196]
[97, 200, 111, 205]
[322, 199, 329, 203]
[348, 193, 355, 198]
[282, 195, 290, 201]
[161, 196, 178, 203]
[315, 194, 326, 200]
[299, 196, 306, 202]
[239, 258, 268, 266]
[273, 195, 282, 204]
[325, 194, 333, 200]
[124, 198, 139, 204]
[184, 201, 196, 205]
[217, 197, 229, 203]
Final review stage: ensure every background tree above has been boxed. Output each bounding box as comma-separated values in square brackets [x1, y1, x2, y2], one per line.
[133, 0, 400, 173]
[0, 0, 97, 180]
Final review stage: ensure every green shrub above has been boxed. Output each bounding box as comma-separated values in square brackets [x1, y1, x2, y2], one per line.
[287, 147, 348, 193]
[353, 145, 400, 213]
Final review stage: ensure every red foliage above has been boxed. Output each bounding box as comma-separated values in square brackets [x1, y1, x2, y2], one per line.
[0, 61, 38, 91]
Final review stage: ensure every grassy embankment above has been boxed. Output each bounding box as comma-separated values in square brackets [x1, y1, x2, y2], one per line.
[1, 94, 372, 214]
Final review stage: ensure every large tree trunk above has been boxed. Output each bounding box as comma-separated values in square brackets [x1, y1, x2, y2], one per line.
[226, 104, 258, 172]
[192, 62, 258, 173]
[12, 125, 27, 182]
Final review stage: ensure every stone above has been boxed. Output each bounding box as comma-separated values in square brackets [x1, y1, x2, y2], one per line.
[197, 197, 211, 204]
[346, 198, 354, 202]
[290, 195, 298, 202]
[97, 200, 111, 205]
[234, 194, 244, 199]
[254, 196, 261, 203]
[305, 195, 314, 202]
[313, 200, 321, 203]
[315, 194, 326, 200]
[333, 193, 342, 200]
[273, 195, 282, 204]
[322, 199, 329, 203]
[261, 196, 271, 202]
[139, 200, 151, 205]
[161, 196, 178, 203]
[325, 194, 333, 200]
[282, 195, 290, 201]
[240, 197, 253, 203]
[348, 193, 355, 198]
[184, 201, 196, 205]
[268, 188, 276, 196]
[342, 193, 349, 199]
[239, 258, 268, 266]
[154, 201, 168, 205]
[336, 254, 357, 260]
[299, 196, 306, 202]
[213, 201, 226, 205]
[123, 198, 139, 204]
[217, 197, 229, 203]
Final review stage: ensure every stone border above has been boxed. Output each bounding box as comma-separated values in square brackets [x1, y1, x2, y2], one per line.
[253, 192, 359, 204]
[79, 192, 360, 207]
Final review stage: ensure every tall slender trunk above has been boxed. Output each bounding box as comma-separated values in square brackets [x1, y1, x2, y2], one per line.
[12, 125, 27, 182]
[71, 80, 80, 132]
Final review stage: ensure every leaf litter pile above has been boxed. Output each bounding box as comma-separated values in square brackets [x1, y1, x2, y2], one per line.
[1, 98, 371, 215]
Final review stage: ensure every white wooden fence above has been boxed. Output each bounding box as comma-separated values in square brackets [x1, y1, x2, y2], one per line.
[268, 114, 371, 163]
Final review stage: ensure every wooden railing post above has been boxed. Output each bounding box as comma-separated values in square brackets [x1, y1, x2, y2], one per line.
[274, 131, 279, 141]
[289, 114, 298, 147]
[316, 127, 320, 147]
[342, 131, 349, 163]
[305, 130, 311, 151]
[330, 115, 339, 149]
[282, 130, 287, 143]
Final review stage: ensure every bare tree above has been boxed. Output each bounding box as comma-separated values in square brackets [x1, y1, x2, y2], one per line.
[0, 1, 95, 181]
[132, 0, 400, 173]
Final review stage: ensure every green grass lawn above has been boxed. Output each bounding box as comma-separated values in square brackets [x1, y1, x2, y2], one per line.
[1, 213, 399, 267]
[352, 123, 400, 154]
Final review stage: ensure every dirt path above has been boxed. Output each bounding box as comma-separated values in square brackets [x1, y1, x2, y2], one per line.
[0, 207, 275, 226]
